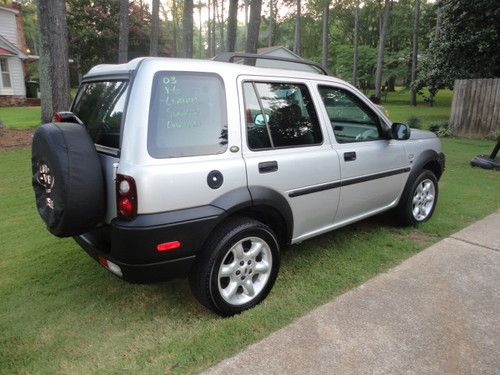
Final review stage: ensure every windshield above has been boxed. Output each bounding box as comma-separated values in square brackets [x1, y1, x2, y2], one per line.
[72, 80, 129, 149]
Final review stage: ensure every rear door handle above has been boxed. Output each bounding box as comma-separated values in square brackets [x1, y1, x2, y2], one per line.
[259, 161, 278, 173]
[344, 152, 356, 162]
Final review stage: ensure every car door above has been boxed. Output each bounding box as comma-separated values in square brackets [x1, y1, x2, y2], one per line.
[239, 77, 341, 242]
[316, 84, 409, 225]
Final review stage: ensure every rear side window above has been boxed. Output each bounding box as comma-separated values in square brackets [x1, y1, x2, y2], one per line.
[243, 81, 322, 150]
[148, 72, 228, 158]
[72, 80, 128, 149]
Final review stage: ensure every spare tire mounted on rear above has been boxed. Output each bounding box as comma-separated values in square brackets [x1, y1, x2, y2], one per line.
[31, 122, 106, 237]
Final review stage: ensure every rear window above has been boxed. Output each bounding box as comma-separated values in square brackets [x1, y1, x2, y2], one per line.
[72, 80, 128, 149]
[148, 72, 228, 158]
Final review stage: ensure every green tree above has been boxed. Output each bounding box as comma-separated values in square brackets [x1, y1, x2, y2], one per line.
[425, 0, 500, 86]
[67, 0, 172, 75]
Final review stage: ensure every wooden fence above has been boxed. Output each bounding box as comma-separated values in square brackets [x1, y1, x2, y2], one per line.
[449, 78, 500, 138]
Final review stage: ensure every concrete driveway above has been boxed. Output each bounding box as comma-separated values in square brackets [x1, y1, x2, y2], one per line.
[205, 212, 500, 375]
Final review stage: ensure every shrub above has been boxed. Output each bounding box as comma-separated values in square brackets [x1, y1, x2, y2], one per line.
[406, 116, 422, 129]
[429, 121, 448, 134]
[436, 127, 452, 138]
[485, 131, 500, 141]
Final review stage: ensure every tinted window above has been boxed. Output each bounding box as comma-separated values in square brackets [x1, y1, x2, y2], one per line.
[243, 82, 272, 149]
[72, 80, 128, 149]
[244, 82, 322, 149]
[318, 86, 381, 143]
[148, 72, 227, 158]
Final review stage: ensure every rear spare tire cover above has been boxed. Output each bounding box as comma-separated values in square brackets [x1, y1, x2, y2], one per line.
[31, 122, 106, 237]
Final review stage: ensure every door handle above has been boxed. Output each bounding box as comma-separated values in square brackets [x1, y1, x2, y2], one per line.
[258, 161, 278, 173]
[344, 152, 357, 162]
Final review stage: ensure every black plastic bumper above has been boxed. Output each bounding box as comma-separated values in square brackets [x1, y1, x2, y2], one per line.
[74, 205, 226, 283]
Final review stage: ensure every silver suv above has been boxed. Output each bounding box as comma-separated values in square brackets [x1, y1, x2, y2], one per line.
[31, 55, 445, 316]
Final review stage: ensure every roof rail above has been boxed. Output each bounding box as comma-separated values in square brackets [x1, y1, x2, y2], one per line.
[213, 52, 329, 76]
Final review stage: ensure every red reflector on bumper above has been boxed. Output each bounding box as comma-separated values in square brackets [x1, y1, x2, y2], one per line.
[98, 256, 108, 266]
[156, 241, 181, 252]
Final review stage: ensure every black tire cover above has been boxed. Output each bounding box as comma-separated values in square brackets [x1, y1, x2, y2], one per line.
[31, 122, 106, 237]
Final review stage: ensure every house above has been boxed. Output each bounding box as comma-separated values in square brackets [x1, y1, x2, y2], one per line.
[0, 4, 31, 106]
[252, 46, 320, 74]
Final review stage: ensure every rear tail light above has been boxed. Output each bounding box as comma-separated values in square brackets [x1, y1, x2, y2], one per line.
[116, 174, 137, 220]
[53, 112, 63, 122]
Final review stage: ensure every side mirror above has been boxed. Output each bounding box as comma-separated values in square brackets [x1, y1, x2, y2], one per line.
[254, 113, 269, 126]
[391, 122, 411, 140]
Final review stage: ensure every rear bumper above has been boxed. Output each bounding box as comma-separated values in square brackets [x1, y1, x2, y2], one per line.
[75, 234, 195, 283]
[74, 205, 226, 283]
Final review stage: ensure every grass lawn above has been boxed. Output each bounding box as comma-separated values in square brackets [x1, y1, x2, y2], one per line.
[0, 137, 498, 374]
[0, 106, 41, 129]
[0, 89, 78, 129]
[384, 88, 453, 128]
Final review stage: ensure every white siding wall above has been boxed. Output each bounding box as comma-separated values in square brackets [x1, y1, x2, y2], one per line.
[0, 8, 19, 47]
[0, 8, 25, 97]
[0, 57, 25, 96]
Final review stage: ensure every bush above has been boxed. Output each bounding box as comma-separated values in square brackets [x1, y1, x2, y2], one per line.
[429, 121, 448, 134]
[485, 131, 500, 141]
[436, 127, 452, 138]
[407, 116, 422, 129]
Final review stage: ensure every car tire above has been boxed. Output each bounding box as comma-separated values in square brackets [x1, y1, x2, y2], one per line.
[189, 217, 280, 316]
[396, 170, 438, 226]
[31, 122, 106, 237]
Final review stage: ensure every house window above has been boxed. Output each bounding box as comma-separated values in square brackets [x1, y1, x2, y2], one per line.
[0, 58, 12, 88]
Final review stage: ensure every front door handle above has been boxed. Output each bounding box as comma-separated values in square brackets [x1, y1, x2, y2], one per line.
[344, 152, 357, 162]
[259, 161, 278, 173]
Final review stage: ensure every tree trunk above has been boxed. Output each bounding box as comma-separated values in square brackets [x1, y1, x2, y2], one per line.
[410, 0, 420, 106]
[172, 0, 178, 56]
[182, 0, 194, 57]
[434, 0, 442, 40]
[207, 0, 212, 56]
[245, 0, 249, 39]
[321, 0, 330, 69]
[118, 0, 129, 63]
[211, 0, 216, 55]
[377, 0, 382, 36]
[374, 0, 391, 99]
[293, 0, 301, 55]
[198, 0, 203, 58]
[150, 0, 159, 56]
[38, 0, 71, 123]
[220, 0, 225, 52]
[268, 0, 274, 47]
[387, 76, 395, 91]
[245, 0, 262, 64]
[227, 0, 238, 52]
[352, 0, 359, 86]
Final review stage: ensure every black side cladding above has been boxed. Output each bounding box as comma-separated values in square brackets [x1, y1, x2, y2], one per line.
[31, 122, 106, 237]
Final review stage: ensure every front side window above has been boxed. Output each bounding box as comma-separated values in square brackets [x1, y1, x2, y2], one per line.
[0, 58, 12, 88]
[243, 81, 322, 150]
[72, 80, 128, 149]
[148, 72, 227, 158]
[318, 86, 382, 143]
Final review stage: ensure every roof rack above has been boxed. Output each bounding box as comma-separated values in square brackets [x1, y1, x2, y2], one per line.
[213, 52, 329, 76]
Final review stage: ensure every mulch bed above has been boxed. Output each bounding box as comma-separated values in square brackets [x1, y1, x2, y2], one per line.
[0, 128, 34, 149]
